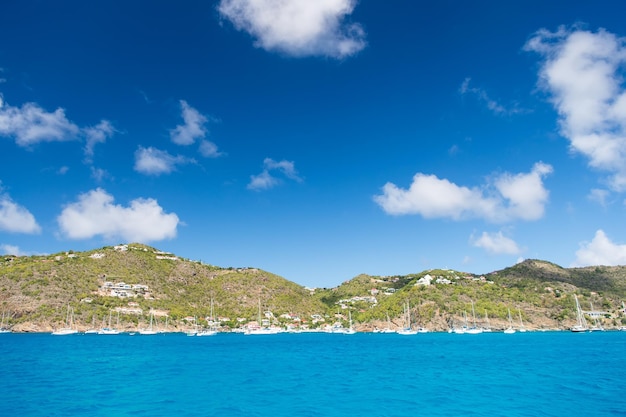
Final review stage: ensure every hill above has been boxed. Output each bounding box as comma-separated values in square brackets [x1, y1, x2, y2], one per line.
[1, 246, 626, 332]
[0, 244, 326, 332]
[314, 261, 626, 331]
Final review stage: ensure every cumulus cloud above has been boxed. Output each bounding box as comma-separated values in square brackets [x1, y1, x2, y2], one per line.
[525, 27, 626, 191]
[471, 231, 522, 255]
[374, 162, 552, 223]
[218, 0, 366, 59]
[170, 100, 209, 146]
[247, 157, 302, 190]
[57, 188, 179, 242]
[0, 99, 80, 146]
[572, 229, 626, 266]
[0, 95, 115, 158]
[0, 189, 41, 234]
[134, 146, 193, 176]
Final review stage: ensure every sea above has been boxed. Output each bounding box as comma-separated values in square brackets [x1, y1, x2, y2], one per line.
[0, 331, 624, 417]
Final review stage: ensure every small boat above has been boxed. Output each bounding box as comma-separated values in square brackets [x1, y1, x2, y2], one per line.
[98, 311, 121, 335]
[196, 298, 219, 336]
[343, 310, 356, 334]
[571, 295, 588, 333]
[518, 309, 528, 332]
[503, 308, 516, 334]
[84, 316, 98, 334]
[245, 300, 281, 335]
[465, 301, 483, 334]
[52, 305, 78, 336]
[482, 310, 492, 333]
[0, 311, 11, 333]
[138, 310, 158, 335]
[588, 302, 605, 332]
[397, 302, 417, 335]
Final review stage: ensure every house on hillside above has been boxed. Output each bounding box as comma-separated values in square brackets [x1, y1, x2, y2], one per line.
[415, 274, 433, 286]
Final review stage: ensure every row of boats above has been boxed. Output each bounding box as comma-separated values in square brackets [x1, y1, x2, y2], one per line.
[569, 295, 622, 333]
[22, 295, 626, 336]
[52, 307, 162, 336]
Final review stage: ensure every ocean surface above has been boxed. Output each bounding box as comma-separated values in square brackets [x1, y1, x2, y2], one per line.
[1, 331, 625, 417]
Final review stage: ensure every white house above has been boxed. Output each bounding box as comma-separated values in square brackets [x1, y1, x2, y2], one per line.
[415, 274, 433, 286]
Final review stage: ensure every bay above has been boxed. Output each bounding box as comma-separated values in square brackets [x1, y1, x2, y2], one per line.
[0, 331, 624, 417]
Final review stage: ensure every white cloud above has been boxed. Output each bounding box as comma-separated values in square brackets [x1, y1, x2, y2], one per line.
[374, 162, 552, 223]
[170, 100, 208, 146]
[263, 158, 302, 181]
[525, 27, 626, 191]
[134, 146, 193, 176]
[0, 244, 26, 256]
[460, 78, 526, 115]
[471, 231, 522, 255]
[198, 140, 224, 158]
[572, 229, 626, 266]
[588, 188, 610, 206]
[247, 157, 302, 190]
[90, 167, 110, 182]
[218, 0, 366, 59]
[0, 96, 115, 158]
[84, 120, 115, 163]
[248, 170, 279, 191]
[0, 191, 41, 234]
[0, 100, 80, 146]
[57, 188, 179, 242]
[493, 162, 553, 221]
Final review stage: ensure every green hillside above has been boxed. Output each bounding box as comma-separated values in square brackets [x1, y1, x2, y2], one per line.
[2, 245, 626, 332]
[0, 244, 327, 332]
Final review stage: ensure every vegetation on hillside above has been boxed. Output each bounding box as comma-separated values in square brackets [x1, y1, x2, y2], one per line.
[1, 246, 626, 332]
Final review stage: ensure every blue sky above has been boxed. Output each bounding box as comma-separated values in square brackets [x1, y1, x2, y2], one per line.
[1, 1, 626, 288]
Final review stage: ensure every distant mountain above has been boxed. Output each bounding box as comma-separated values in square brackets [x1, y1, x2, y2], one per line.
[1, 246, 625, 332]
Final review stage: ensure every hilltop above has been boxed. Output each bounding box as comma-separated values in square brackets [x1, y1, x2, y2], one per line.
[1, 245, 625, 332]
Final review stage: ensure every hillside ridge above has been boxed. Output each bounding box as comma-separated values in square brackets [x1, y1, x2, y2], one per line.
[1, 244, 625, 332]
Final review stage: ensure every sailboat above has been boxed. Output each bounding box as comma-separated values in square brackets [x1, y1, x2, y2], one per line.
[503, 308, 516, 334]
[482, 309, 492, 332]
[52, 305, 78, 335]
[518, 309, 527, 332]
[84, 316, 99, 334]
[588, 302, 605, 332]
[186, 316, 199, 336]
[139, 310, 158, 335]
[245, 299, 280, 335]
[376, 313, 395, 333]
[197, 299, 218, 336]
[465, 300, 483, 334]
[98, 311, 121, 335]
[343, 310, 356, 334]
[0, 311, 11, 334]
[397, 302, 417, 335]
[571, 295, 588, 333]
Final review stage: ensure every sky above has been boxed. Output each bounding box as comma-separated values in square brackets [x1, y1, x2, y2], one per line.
[1, 1, 626, 288]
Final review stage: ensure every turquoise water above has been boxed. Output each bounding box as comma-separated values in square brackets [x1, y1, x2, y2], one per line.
[1, 332, 624, 416]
